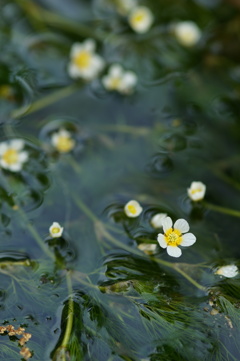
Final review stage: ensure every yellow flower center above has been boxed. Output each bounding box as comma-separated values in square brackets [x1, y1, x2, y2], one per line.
[52, 227, 60, 234]
[127, 205, 137, 215]
[55, 136, 75, 153]
[74, 51, 91, 69]
[109, 77, 122, 90]
[164, 228, 182, 247]
[132, 12, 145, 24]
[2, 149, 19, 165]
[190, 188, 201, 194]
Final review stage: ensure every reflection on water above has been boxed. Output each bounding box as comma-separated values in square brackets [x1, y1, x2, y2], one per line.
[0, 0, 240, 360]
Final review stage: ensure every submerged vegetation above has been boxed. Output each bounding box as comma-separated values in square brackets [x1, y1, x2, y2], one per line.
[0, 0, 240, 360]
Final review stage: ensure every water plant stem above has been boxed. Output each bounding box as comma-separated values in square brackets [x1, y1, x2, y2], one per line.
[61, 271, 74, 350]
[17, 206, 55, 260]
[14, 0, 109, 41]
[11, 84, 79, 119]
[204, 202, 240, 218]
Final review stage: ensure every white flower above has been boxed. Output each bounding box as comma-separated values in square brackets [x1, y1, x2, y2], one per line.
[215, 265, 238, 278]
[157, 217, 196, 258]
[49, 222, 64, 238]
[68, 39, 105, 80]
[128, 6, 153, 33]
[116, 0, 137, 15]
[187, 181, 206, 201]
[51, 129, 75, 153]
[138, 243, 157, 255]
[151, 213, 168, 229]
[174, 21, 201, 47]
[124, 200, 143, 217]
[102, 64, 137, 94]
[0, 139, 28, 172]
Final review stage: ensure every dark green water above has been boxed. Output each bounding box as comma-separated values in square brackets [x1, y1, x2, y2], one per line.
[0, 0, 240, 360]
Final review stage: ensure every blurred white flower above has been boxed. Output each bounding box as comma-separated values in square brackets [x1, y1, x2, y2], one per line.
[51, 129, 75, 153]
[49, 222, 64, 238]
[0, 139, 28, 172]
[68, 39, 105, 80]
[138, 243, 157, 255]
[124, 200, 143, 217]
[128, 6, 153, 33]
[187, 181, 206, 201]
[174, 21, 201, 46]
[215, 265, 238, 278]
[116, 0, 137, 15]
[151, 213, 168, 229]
[157, 217, 196, 258]
[102, 64, 137, 94]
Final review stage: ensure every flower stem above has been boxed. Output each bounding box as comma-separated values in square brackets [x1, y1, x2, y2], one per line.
[203, 202, 240, 218]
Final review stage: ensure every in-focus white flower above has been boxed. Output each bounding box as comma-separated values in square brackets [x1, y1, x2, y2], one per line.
[128, 6, 153, 33]
[49, 222, 64, 238]
[124, 200, 143, 217]
[187, 181, 206, 201]
[138, 243, 157, 255]
[0, 139, 28, 172]
[215, 265, 238, 278]
[116, 0, 137, 15]
[51, 129, 75, 153]
[151, 213, 168, 229]
[68, 39, 105, 80]
[174, 21, 201, 47]
[102, 64, 137, 94]
[157, 217, 196, 258]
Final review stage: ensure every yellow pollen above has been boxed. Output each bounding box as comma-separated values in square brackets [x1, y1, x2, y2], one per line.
[128, 205, 137, 214]
[164, 228, 182, 247]
[109, 77, 121, 90]
[74, 51, 91, 69]
[55, 136, 75, 153]
[190, 188, 202, 194]
[132, 12, 145, 23]
[52, 227, 60, 234]
[2, 149, 19, 165]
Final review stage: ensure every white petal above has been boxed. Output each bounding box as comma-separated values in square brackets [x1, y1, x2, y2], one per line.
[187, 181, 206, 201]
[167, 246, 182, 258]
[124, 200, 142, 217]
[18, 151, 28, 163]
[102, 75, 111, 89]
[92, 55, 105, 73]
[122, 72, 137, 87]
[8, 163, 22, 172]
[70, 43, 83, 58]
[0, 142, 8, 155]
[174, 21, 201, 47]
[162, 217, 173, 233]
[181, 233, 196, 246]
[49, 222, 64, 238]
[174, 219, 189, 233]
[151, 213, 168, 229]
[68, 63, 81, 78]
[109, 64, 123, 77]
[129, 6, 153, 33]
[215, 265, 238, 278]
[9, 139, 24, 150]
[83, 39, 96, 52]
[157, 233, 167, 248]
